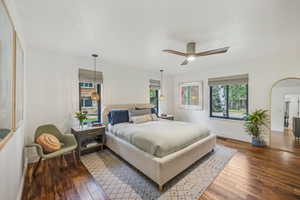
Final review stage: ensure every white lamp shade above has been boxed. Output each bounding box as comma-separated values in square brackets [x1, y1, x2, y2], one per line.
[159, 95, 166, 101]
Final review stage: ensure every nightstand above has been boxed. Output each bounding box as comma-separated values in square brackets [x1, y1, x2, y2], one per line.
[71, 125, 106, 157]
[159, 115, 174, 120]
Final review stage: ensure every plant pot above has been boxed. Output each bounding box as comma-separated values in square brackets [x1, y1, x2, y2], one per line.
[79, 120, 84, 128]
[251, 137, 266, 147]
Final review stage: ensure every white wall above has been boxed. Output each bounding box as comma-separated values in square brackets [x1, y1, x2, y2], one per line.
[173, 53, 300, 143]
[25, 49, 174, 144]
[0, 127, 26, 200]
[271, 87, 300, 132]
[0, 0, 27, 200]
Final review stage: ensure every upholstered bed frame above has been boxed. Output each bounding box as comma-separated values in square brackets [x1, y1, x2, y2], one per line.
[102, 104, 216, 191]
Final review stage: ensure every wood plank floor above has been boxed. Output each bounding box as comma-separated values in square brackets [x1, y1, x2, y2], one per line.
[270, 130, 300, 155]
[22, 138, 300, 200]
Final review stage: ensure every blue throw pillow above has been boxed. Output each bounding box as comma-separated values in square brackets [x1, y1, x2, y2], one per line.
[151, 108, 157, 114]
[108, 112, 112, 124]
[110, 110, 129, 125]
[151, 108, 158, 116]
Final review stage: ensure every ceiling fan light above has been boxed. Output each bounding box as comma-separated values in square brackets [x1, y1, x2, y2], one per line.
[187, 56, 195, 62]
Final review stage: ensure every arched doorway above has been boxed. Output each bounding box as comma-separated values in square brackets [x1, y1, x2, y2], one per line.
[270, 77, 300, 154]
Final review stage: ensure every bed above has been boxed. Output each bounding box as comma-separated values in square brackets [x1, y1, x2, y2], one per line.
[103, 104, 216, 191]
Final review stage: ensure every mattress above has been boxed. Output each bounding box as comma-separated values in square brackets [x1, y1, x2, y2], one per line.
[108, 120, 210, 157]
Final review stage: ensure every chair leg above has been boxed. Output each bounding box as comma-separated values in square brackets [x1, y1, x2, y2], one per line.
[72, 150, 77, 165]
[33, 157, 42, 178]
[158, 184, 163, 192]
[61, 155, 66, 167]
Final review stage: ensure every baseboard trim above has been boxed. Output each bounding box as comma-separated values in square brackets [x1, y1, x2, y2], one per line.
[17, 157, 28, 200]
[217, 136, 251, 144]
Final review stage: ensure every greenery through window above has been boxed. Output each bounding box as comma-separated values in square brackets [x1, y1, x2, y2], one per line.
[210, 84, 248, 120]
[79, 82, 101, 124]
[79, 82, 93, 88]
[150, 89, 159, 113]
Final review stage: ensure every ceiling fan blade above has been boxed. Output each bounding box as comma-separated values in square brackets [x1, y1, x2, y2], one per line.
[181, 59, 189, 65]
[194, 47, 230, 57]
[162, 49, 187, 57]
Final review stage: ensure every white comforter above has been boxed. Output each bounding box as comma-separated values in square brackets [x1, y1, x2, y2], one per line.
[108, 120, 210, 157]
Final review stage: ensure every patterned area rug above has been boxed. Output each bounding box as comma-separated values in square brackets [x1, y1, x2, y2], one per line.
[81, 145, 236, 200]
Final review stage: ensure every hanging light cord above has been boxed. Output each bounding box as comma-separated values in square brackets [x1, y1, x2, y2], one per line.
[94, 56, 97, 84]
[160, 69, 164, 96]
[92, 54, 98, 84]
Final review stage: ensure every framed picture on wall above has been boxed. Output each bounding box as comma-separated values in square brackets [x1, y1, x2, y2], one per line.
[0, 0, 16, 149]
[15, 35, 24, 129]
[179, 81, 203, 110]
[0, 0, 14, 133]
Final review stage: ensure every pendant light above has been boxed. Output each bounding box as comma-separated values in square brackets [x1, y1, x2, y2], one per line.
[91, 54, 100, 101]
[159, 69, 166, 101]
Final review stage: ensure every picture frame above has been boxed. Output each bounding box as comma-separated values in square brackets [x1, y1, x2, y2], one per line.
[179, 81, 203, 110]
[0, 0, 15, 149]
[15, 34, 24, 129]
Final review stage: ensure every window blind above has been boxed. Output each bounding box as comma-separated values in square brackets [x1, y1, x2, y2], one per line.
[79, 68, 103, 83]
[149, 79, 160, 90]
[208, 74, 248, 86]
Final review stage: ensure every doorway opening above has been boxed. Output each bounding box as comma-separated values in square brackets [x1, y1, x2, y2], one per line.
[270, 78, 300, 154]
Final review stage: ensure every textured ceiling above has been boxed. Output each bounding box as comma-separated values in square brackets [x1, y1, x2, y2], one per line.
[15, 0, 300, 74]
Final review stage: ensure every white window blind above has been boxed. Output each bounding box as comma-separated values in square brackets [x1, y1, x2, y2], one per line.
[149, 79, 160, 90]
[208, 74, 248, 86]
[79, 68, 103, 83]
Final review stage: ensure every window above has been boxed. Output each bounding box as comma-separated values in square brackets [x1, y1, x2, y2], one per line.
[79, 69, 103, 124]
[79, 83, 101, 124]
[79, 82, 94, 88]
[149, 79, 160, 113]
[209, 74, 248, 120]
[150, 89, 159, 113]
[80, 97, 93, 107]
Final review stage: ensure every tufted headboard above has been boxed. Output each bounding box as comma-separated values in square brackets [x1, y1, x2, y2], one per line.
[101, 103, 154, 124]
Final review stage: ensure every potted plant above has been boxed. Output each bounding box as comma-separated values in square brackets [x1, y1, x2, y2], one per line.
[75, 111, 88, 127]
[244, 109, 269, 146]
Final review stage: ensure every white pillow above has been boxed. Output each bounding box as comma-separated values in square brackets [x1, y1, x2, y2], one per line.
[128, 108, 151, 118]
[131, 114, 152, 124]
[151, 114, 159, 121]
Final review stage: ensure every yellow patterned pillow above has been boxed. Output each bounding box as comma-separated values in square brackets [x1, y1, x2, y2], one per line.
[36, 133, 61, 153]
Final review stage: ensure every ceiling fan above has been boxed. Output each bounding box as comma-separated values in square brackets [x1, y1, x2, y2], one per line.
[162, 42, 229, 66]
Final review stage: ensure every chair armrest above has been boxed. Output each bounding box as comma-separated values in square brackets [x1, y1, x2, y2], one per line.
[61, 134, 78, 147]
[25, 143, 45, 157]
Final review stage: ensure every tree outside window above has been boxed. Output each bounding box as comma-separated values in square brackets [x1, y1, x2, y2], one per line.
[210, 84, 248, 120]
[150, 89, 159, 113]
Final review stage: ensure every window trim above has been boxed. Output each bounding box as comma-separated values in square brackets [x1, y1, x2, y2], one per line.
[81, 97, 93, 107]
[150, 88, 159, 114]
[155, 89, 159, 113]
[79, 82, 94, 89]
[209, 84, 249, 121]
[79, 82, 101, 123]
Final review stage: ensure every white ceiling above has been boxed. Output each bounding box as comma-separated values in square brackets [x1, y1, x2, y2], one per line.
[15, 0, 300, 74]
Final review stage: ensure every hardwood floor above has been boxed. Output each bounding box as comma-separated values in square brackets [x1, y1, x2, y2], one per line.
[270, 130, 300, 154]
[22, 139, 300, 200]
[201, 138, 300, 200]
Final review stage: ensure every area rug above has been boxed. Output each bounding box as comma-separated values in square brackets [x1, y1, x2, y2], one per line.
[81, 145, 236, 200]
